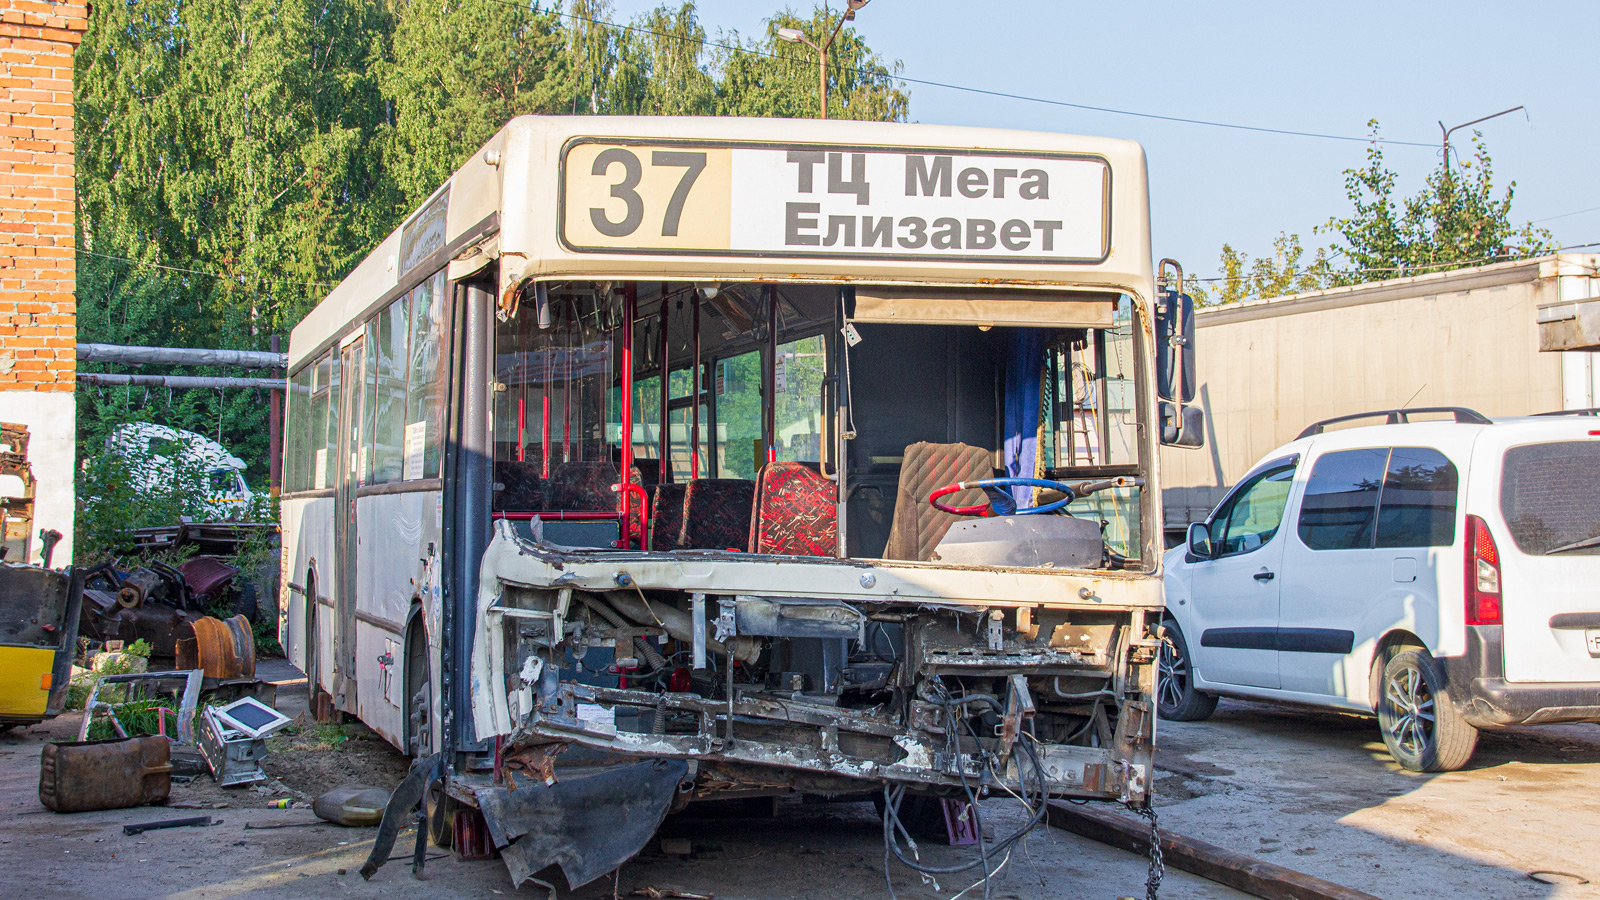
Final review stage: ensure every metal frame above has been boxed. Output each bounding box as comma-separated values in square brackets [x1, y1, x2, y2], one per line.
[1296, 407, 1493, 439]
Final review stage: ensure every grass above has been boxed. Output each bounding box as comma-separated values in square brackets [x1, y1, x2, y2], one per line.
[267, 722, 364, 753]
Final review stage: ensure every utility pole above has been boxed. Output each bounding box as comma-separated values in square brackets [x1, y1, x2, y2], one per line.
[777, 0, 869, 119]
[1439, 105, 1525, 179]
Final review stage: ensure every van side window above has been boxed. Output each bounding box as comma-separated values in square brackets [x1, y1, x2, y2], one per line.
[1375, 447, 1458, 548]
[1210, 463, 1296, 557]
[1297, 448, 1386, 550]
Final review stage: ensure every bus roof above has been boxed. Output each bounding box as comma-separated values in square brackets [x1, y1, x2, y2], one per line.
[290, 116, 1153, 370]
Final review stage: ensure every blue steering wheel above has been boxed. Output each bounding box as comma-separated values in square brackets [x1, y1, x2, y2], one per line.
[928, 477, 1080, 517]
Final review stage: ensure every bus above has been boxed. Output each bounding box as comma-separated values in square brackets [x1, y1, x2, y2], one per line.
[280, 115, 1201, 889]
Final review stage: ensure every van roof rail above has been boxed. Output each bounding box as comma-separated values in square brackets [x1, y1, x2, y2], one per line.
[1532, 408, 1600, 417]
[1296, 406, 1492, 439]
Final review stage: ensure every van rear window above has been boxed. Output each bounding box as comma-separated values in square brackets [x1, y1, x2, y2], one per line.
[1501, 441, 1600, 555]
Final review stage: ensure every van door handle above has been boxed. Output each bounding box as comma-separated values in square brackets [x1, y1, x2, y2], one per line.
[1253, 570, 1275, 582]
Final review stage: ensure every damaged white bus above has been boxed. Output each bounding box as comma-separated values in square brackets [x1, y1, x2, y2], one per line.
[279, 116, 1202, 892]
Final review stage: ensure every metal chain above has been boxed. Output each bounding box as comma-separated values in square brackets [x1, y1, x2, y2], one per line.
[1132, 803, 1164, 900]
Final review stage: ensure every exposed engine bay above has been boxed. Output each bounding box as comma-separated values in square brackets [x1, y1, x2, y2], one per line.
[466, 525, 1160, 889]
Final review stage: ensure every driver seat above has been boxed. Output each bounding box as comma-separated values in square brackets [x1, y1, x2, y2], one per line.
[884, 442, 994, 561]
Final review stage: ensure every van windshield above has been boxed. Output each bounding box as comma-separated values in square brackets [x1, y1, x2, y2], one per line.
[1500, 442, 1600, 555]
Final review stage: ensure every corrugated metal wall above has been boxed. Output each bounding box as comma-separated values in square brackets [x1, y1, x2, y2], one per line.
[1159, 254, 1600, 530]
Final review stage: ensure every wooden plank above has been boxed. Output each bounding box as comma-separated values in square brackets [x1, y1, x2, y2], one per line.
[1046, 802, 1385, 900]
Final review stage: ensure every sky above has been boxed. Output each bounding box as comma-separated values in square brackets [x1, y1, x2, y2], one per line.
[599, 0, 1600, 283]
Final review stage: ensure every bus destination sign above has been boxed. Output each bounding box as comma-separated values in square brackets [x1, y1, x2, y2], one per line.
[560, 140, 1109, 264]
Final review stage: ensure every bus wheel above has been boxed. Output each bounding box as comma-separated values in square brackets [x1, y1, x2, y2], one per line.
[304, 575, 320, 708]
[406, 625, 432, 759]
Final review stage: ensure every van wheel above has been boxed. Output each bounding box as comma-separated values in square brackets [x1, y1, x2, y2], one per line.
[1378, 648, 1478, 772]
[1158, 620, 1218, 721]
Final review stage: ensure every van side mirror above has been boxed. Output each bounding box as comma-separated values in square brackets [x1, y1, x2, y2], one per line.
[1187, 521, 1214, 559]
[1160, 401, 1205, 448]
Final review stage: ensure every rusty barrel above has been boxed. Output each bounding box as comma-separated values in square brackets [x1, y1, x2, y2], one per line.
[39, 736, 172, 812]
[174, 614, 256, 679]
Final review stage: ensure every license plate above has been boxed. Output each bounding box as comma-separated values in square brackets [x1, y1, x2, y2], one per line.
[1588, 630, 1600, 657]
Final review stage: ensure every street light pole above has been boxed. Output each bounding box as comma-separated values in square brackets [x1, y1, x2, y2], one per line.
[778, 0, 868, 120]
[1439, 105, 1525, 178]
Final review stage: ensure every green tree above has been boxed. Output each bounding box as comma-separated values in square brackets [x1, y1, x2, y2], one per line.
[74, 0, 908, 503]
[75, 0, 397, 480]
[1190, 233, 1332, 307]
[380, 0, 574, 208]
[1320, 122, 1553, 280]
[1192, 125, 1551, 305]
[714, 8, 907, 121]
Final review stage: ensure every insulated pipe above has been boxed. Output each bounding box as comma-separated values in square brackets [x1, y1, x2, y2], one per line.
[602, 591, 760, 664]
[77, 373, 284, 390]
[577, 594, 668, 670]
[76, 343, 287, 369]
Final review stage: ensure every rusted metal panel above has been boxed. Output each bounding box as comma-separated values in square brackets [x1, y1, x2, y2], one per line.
[39, 737, 173, 813]
[174, 614, 256, 680]
[1539, 295, 1600, 352]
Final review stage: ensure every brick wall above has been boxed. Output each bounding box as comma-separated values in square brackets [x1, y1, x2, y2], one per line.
[0, 0, 85, 390]
[0, 0, 85, 564]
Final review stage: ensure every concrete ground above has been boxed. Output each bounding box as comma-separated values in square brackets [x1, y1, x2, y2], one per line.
[2, 660, 1596, 899]
[1153, 700, 1600, 900]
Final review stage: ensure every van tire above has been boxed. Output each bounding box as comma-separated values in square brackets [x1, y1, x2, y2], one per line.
[1157, 620, 1218, 722]
[1378, 648, 1478, 772]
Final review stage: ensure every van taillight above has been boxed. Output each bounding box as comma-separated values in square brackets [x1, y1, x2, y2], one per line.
[1465, 515, 1502, 626]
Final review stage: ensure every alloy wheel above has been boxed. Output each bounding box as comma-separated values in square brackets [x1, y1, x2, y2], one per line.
[1384, 662, 1436, 757]
[1158, 633, 1188, 712]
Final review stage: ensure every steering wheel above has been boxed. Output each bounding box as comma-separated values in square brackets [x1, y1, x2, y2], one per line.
[927, 476, 1142, 517]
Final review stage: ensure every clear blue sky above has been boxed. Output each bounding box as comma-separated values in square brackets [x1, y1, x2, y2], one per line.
[601, 0, 1599, 282]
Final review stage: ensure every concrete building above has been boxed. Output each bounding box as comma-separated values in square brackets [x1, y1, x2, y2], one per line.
[0, 0, 87, 564]
[1160, 253, 1600, 534]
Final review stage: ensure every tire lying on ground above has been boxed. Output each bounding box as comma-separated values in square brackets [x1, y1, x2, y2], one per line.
[1377, 647, 1478, 772]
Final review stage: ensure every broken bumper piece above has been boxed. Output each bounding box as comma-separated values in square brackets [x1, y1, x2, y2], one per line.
[478, 759, 688, 890]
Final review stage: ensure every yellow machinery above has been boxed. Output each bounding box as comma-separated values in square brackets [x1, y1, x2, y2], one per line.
[0, 564, 82, 728]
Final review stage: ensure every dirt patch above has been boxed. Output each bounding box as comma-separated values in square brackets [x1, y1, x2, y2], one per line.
[168, 718, 411, 810]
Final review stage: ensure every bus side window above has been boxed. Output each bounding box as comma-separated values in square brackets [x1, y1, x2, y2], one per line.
[775, 335, 826, 464]
[715, 351, 763, 479]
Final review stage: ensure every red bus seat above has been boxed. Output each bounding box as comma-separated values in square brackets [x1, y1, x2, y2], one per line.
[748, 462, 836, 556]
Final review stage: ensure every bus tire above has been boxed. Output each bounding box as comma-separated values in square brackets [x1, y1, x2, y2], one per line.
[304, 573, 320, 707]
[405, 621, 432, 759]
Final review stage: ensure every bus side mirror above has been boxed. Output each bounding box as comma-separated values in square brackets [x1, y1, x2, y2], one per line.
[1187, 521, 1214, 559]
[1155, 291, 1195, 404]
[1160, 401, 1205, 448]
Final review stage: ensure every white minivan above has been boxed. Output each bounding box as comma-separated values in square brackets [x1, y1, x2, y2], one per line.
[1160, 407, 1600, 771]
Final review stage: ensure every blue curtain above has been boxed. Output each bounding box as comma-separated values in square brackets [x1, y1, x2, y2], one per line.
[1002, 329, 1044, 509]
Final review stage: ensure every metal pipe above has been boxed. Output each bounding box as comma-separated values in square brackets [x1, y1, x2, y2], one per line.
[619, 284, 637, 548]
[76, 343, 286, 369]
[76, 373, 284, 390]
[658, 294, 671, 480]
[691, 292, 702, 478]
[765, 285, 778, 466]
[268, 335, 282, 493]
